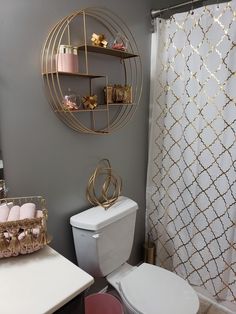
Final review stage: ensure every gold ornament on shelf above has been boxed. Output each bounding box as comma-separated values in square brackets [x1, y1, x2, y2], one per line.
[62, 89, 80, 111]
[112, 33, 129, 51]
[104, 85, 132, 104]
[82, 95, 98, 110]
[91, 33, 108, 48]
[86, 159, 122, 210]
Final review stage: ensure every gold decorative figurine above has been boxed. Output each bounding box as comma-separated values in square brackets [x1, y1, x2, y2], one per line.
[104, 85, 132, 104]
[86, 159, 122, 209]
[82, 95, 98, 110]
[91, 33, 108, 48]
[104, 85, 113, 104]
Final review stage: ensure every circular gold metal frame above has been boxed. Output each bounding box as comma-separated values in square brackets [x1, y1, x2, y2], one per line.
[41, 7, 143, 134]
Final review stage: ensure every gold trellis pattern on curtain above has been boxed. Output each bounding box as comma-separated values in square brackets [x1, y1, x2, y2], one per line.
[147, 1, 236, 304]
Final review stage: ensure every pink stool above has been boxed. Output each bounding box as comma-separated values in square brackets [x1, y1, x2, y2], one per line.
[85, 293, 124, 314]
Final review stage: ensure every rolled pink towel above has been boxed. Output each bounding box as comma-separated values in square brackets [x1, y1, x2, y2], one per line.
[18, 232, 26, 241]
[36, 210, 43, 218]
[0, 203, 10, 222]
[7, 205, 20, 221]
[7, 202, 14, 209]
[4, 232, 10, 240]
[20, 203, 36, 220]
[32, 210, 44, 237]
[32, 228, 39, 236]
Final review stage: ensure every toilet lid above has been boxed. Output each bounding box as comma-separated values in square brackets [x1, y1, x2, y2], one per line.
[119, 263, 199, 314]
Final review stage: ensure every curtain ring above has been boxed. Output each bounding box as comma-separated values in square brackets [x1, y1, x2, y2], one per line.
[191, 0, 194, 15]
[167, 6, 172, 21]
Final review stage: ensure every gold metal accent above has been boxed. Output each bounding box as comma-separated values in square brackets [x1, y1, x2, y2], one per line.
[67, 19, 71, 46]
[104, 85, 132, 104]
[82, 95, 98, 110]
[104, 85, 113, 104]
[144, 241, 156, 265]
[91, 33, 108, 48]
[113, 85, 132, 104]
[86, 159, 122, 209]
[41, 7, 143, 134]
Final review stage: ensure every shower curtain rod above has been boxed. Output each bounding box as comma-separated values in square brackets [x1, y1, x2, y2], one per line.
[151, 0, 204, 19]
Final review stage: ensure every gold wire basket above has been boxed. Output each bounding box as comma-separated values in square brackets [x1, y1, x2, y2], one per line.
[0, 196, 51, 259]
[0, 180, 6, 199]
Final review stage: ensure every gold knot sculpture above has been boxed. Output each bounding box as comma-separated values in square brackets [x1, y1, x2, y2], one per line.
[91, 33, 108, 48]
[82, 95, 98, 110]
[86, 159, 122, 210]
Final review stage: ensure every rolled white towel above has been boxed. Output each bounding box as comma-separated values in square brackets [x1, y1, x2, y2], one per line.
[0, 203, 10, 222]
[20, 203, 36, 220]
[7, 205, 20, 221]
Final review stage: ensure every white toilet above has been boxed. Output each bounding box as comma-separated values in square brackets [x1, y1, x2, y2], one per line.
[70, 196, 199, 314]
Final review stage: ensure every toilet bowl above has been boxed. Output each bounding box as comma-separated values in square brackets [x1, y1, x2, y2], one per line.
[107, 263, 199, 314]
[70, 196, 199, 314]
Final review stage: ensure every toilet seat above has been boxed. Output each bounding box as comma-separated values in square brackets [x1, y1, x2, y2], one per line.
[118, 263, 199, 314]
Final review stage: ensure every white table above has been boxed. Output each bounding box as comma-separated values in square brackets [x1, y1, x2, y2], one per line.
[0, 246, 94, 314]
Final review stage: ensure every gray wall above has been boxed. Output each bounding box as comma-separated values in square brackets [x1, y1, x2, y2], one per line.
[0, 0, 152, 265]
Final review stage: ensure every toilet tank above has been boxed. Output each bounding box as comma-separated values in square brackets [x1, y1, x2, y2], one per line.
[70, 196, 138, 277]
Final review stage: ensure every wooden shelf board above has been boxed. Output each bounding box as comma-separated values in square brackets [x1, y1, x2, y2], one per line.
[78, 45, 138, 59]
[43, 71, 105, 78]
[95, 130, 109, 134]
[54, 104, 134, 113]
[108, 103, 134, 106]
[54, 106, 108, 113]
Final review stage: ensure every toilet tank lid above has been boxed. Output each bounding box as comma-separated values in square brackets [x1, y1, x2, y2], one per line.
[70, 196, 138, 231]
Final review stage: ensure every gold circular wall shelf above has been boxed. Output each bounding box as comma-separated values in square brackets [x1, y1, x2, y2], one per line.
[41, 7, 143, 134]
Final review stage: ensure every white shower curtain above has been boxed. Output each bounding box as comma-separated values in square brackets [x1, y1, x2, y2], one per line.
[147, 1, 236, 304]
